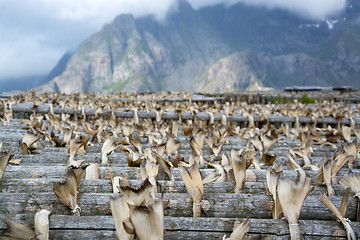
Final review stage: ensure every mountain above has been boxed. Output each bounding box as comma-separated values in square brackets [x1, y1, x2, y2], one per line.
[38, 0, 360, 93]
[42, 52, 73, 84]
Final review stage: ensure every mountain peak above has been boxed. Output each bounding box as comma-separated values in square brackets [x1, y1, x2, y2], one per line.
[167, 0, 197, 22]
[113, 13, 135, 25]
[38, 2, 360, 93]
[177, 0, 194, 12]
[111, 14, 137, 32]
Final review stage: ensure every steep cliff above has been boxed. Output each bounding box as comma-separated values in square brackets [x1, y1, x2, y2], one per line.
[39, 0, 360, 93]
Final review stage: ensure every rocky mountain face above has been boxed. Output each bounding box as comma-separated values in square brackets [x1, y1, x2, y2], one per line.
[39, 0, 360, 93]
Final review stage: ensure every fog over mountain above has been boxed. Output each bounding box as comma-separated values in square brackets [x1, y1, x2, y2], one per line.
[34, 0, 360, 93]
[1, 0, 357, 93]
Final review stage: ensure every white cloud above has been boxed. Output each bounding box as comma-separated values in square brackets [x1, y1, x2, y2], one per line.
[8, 0, 178, 26]
[0, 0, 179, 80]
[189, 0, 347, 21]
[53, 0, 177, 22]
[254, 0, 346, 20]
[0, 33, 65, 79]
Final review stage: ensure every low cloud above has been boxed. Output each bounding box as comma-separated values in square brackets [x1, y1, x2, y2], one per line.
[249, 0, 346, 21]
[189, 0, 346, 21]
[0, 33, 65, 79]
[0, 0, 178, 79]
[4, 0, 178, 26]
[0, 0, 347, 80]
[189, 0, 347, 21]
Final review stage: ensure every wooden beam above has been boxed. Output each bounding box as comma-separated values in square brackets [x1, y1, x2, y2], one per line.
[46, 230, 345, 240]
[0, 153, 342, 168]
[0, 215, 358, 238]
[0, 178, 350, 196]
[0, 192, 357, 220]
[2, 165, 357, 182]
[10, 101, 360, 125]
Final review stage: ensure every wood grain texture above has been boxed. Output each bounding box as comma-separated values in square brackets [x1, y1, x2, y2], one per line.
[0, 178, 351, 196]
[10, 101, 360, 125]
[0, 192, 357, 220]
[0, 215, 358, 238]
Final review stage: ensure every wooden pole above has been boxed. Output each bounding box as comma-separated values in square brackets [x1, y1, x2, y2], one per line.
[9, 101, 360, 125]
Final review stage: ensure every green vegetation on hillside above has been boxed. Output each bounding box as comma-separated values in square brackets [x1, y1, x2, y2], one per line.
[270, 94, 317, 104]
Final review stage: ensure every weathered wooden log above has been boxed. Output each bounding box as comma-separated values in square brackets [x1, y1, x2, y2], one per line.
[0, 119, 353, 162]
[46, 231, 348, 240]
[0, 118, 352, 151]
[0, 128, 26, 134]
[0, 132, 354, 158]
[1, 139, 342, 155]
[0, 134, 344, 156]
[0, 148, 345, 171]
[0, 138, 344, 158]
[10, 101, 360, 125]
[6, 95, 222, 104]
[0, 156, 349, 174]
[2, 165, 358, 182]
[0, 178, 351, 196]
[284, 86, 354, 92]
[2, 150, 341, 168]
[0, 192, 357, 220]
[1, 152, 345, 168]
[0, 215, 359, 238]
[0, 126, 320, 142]
[8, 139, 339, 152]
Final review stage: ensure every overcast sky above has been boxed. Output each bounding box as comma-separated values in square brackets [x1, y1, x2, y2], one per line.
[0, 0, 347, 80]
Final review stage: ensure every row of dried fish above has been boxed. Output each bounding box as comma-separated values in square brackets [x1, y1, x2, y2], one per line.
[2, 91, 360, 128]
[4, 123, 358, 238]
[1, 91, 360, 239]
[11, 108, 359, 182]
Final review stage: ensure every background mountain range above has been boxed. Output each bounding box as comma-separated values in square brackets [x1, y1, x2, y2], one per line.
[6, 0, 360, 93]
